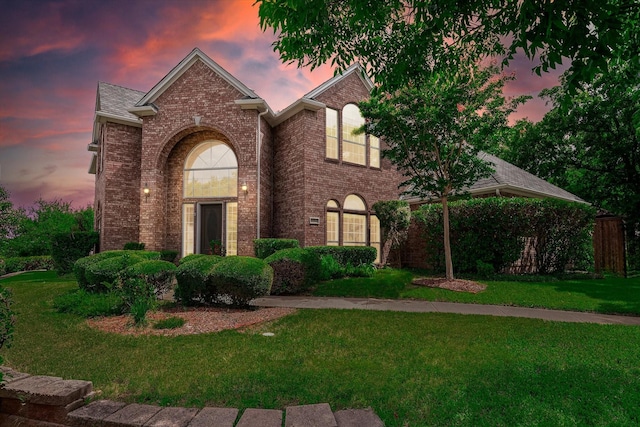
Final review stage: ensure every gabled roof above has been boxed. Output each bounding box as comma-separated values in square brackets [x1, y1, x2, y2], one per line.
[304, 63, 374, 100]
[135, 47, 261, 108]
[471, 152, 585, 203]
[405, 151, 585, 204]
[96, 82, 145, 124]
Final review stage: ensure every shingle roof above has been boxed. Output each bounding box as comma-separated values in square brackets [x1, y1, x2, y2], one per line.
[468, 151, 584, 203]
[97, 82, 145, 122]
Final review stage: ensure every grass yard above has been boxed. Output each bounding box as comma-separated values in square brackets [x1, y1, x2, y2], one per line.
[314, 269, 640, 316]
[2, 271, 640, 426]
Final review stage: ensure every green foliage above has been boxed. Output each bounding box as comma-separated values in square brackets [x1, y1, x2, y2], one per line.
[153, 316, 185, 330]
[414, 198, 595, 274]
[3, 256, 54, 274]
[120, 277, 156, 325]
[372, 200, 411, 265]
[210, 256, 273, 307]
[264, 248, 322, 294]
[160, 250, 178, 264]
[74, 250, 161, 292]
[122, 260, 177, 298]
[174, 255, 224, 305]
[258, 0, 637, 92]
[209, 239, 226, 256]
[53, 289, 123, 317]
[84, 253, 145, 293]
[0, 185, 23, 251]
[319, 255, 344, 281]
[178, 253, 210, 265]
[0, 198, 93, 257]
[0, 259, 5, 276]
[51, 231, 99, 275]
[123, 242, 146, 250]
[0, 285, 15, 382]
[307, 246, 377, 268]
[253, 238, 299, 259]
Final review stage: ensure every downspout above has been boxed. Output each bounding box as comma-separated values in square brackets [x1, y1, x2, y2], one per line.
[257, 108, 268, 239]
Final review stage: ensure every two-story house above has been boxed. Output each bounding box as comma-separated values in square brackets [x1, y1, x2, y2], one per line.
[88, 48, 403, 260]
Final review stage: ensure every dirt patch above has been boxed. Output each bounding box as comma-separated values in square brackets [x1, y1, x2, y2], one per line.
[86, 306, 296, 336]
[412, 277, 486, 293]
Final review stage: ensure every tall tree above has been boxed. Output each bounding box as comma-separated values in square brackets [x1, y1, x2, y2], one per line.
[372, 200, 411, 267]
[360, 63, 527, 279]
[0, 185, 25, 251]
[495, 62, 640, 269]
[258, 0, 638, 92]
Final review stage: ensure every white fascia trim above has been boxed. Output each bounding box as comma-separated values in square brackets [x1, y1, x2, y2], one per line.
[128, 105, 157, 117]
[270, 98, 325, 126]
[304, 63, 374, 99]
[136, 48, 258, 107]
[95, 111, 142, 128]
[88, 154, 97, 175]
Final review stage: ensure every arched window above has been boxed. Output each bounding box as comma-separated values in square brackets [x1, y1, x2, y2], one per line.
[342, 104, 366, 165]
[343, 194, 367, 246]
[184, 140, 238, 198]
[326, 200, 340, 246]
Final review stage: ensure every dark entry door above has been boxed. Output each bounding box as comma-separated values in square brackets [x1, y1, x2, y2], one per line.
[199, 204, 222, 254]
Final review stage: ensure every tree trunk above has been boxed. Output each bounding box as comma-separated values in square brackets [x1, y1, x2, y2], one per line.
[442, 196, 454, 280]
[380, 238, 393, 267]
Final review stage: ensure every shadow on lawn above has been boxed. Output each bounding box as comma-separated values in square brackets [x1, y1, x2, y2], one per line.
[542, 278, 640, 315]
[428, 363, 640, 426]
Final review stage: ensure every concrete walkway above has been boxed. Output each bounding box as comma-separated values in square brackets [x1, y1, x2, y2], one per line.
[252, 296, 640, 325]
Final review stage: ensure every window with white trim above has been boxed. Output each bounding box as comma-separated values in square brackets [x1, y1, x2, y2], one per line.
[325, 104, 381, 167]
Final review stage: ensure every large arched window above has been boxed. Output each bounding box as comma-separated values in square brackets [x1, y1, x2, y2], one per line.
[184, 140, 238, 198]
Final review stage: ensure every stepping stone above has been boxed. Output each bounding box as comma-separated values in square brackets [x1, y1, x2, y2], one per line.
[0, 367, 30, 385]
[235, 408, 282, 427]
[68, 400, 127, 426]
[145, 406, 198, 427]
[188, 407, 238, 427]
[334, 408, 384, 427]
[103, 403, 162, 426]
[285, 403, 337, 427]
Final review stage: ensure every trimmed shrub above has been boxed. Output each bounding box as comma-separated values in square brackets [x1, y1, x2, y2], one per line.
[53, 289, 124, 317]
[254, 238, 299, 259]
[160, 250, 179, 264]
[51, 231, 99, 275]
[124, 242, 145, 250]
[178, 253, 210, 266]
[74, 250, 161, 291]
[85, 253, 145, 293]
[174, 255, 223, 305]
[210, 256, 273, 307]
[122, 260, 177, 298]
[265, 248, 321, 295]
[413, 197, 595, 274]
[306, 246, 377, 268]
[3, 256, 54, 274]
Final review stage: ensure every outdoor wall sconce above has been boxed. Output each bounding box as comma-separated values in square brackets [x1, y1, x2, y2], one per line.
[143, 183, 150, 200]
[241, 182, 248, 194]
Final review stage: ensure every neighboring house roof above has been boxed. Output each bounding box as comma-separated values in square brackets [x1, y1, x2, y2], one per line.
[405, 151, 585, 204]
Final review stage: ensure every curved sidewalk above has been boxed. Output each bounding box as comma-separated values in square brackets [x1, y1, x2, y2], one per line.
[252, 296, 640, 326]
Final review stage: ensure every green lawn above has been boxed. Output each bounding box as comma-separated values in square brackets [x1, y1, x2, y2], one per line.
[314, 269, 640, 316]
[2, 272, 640, 426]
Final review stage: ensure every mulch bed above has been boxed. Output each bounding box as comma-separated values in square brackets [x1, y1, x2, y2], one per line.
[411, 277, 487, 293]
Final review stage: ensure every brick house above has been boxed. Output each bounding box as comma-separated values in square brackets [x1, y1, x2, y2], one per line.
[88, 48, 403, 259]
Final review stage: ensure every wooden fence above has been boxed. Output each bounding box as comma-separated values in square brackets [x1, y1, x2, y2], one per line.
[594, 215, 626, 276]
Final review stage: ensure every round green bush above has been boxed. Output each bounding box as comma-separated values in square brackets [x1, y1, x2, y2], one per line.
[209, 256, 273, 307]
[84, 254, 145, 293]
[122, 260, 177, 297]
[178, 253, 211, 266]
[74, 251, 128, 289]
[175, 255, 223, 305]
[265, 248, 321, 295]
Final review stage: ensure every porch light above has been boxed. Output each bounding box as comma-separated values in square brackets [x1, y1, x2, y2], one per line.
[143, 183, 150, 200]
[241, 182, 248, 194]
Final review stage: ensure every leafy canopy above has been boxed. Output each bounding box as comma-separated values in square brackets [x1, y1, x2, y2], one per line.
[258, 0, 639, 91]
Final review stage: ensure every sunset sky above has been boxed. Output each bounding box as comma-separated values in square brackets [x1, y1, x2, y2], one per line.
[0, 0, 565, 209]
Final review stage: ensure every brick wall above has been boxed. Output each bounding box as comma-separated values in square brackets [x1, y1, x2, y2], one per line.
[96, 122, 142, 251]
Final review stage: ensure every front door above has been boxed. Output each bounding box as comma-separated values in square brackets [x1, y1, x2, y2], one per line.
[198, 204, 222, 254]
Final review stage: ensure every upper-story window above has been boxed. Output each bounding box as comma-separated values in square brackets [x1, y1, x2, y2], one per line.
[325, 104, 380, 167]
[184, 140, 238, 198]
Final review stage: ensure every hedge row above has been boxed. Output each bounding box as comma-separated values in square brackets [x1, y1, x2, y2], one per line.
[175, 256, 272, 307]
[0, 256, 54, 275]
[254, 238, 300, 259]
[51, 231, 99, 275]
[74, 250, 161, 293]
[413, 197, 595, 274]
